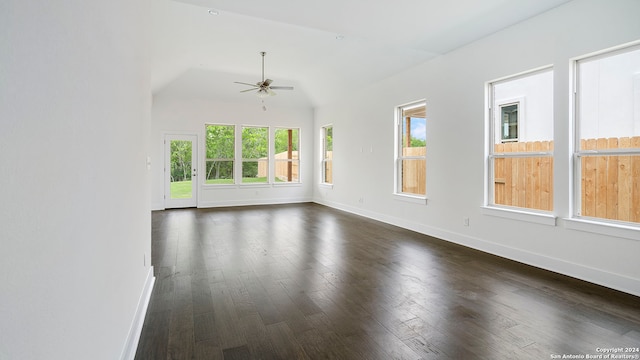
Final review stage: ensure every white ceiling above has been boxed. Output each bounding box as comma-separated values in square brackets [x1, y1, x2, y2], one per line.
[152, 0, 571, 106]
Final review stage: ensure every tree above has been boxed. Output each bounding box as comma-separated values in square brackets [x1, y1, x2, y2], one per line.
[242, 127, 268, 178]
[205, 125, 235, 181]
[170, 140, 192, 182]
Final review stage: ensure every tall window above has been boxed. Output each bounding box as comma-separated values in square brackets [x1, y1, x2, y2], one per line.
[205, 124, 235, 184]
[396, 101, 426, 197]
[274, 128, 300, 183]
[488, 67, 554, 211]
[242, 126, 269, 184]
[574, 44, 640, 224]
[321, 125, 333, 184]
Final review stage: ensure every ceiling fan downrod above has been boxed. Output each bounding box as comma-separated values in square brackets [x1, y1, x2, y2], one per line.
[260, 51, 266, 83]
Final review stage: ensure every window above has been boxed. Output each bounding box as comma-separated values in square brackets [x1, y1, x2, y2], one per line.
[500, 103, 519, 142]
[396, 101, 426, 197]
[274, 128, 300, 183]
[242, 126, 269, 184]
[321, 125, 333, 184]
[488, 67, 554, 211]
[205, 124, 235, 184]
[574, 44, 640, 224]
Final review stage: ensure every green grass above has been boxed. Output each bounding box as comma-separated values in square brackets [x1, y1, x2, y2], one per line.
[170, 180, 192, 198]
[241, 177, 268, 184]
[205, 178, 234, 185]
[172, 177, 283, 198]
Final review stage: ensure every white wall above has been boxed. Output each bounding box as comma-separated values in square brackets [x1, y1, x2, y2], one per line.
[578, 49, 640, 138]
[313, 0, 640, 296]
[493, 69, 554, 142]
[0, 1, 153, 359]
[151, 91, 314, 210]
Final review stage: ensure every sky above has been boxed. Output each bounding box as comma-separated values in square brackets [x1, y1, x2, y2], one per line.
[408, 117, 426, 140]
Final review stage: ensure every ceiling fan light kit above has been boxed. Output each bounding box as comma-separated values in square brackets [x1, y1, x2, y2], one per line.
[235, 51, 294, 110]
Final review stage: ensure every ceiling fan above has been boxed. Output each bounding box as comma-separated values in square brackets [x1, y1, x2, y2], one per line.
[235, 51, 293, 99]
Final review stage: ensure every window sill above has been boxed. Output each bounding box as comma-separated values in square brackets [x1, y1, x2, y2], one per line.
[481, 205, 557, 226]
[239, 183, 271, 188]
[393, 193, 427, 205]
[202, 183, 237, 189]
[273, 182, 302, 188]
[563, 217, 640, 241]
[319, 183, 333, 189]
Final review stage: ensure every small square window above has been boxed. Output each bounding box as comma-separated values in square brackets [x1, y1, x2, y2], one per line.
[500, 103, 519, 142]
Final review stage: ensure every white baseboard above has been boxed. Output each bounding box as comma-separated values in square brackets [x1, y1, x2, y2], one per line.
[151, 201, 164, 211]
[198, 197, 312, 208]
[120, 266, 155, 360]
[313, 199, 640, 297]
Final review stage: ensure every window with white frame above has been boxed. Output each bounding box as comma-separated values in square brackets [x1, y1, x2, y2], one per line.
[241, 126, 269, 184]
[274, 128, 300, 183]
[395, 101, 426, 197]
[488, 67, 554, 211]
[321, 125, 333, 184]
[574, 43, 640, 224]
[205, 124, 235, 184]
[499, 102, 519, 142]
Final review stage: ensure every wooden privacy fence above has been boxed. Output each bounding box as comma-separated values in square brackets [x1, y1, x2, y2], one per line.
[402, 147, 426, 195]
[494, 137, 640, 222]
[324, 151, 333, 183]
[494, 141, 554, 211]
[258, 151, 299, 181]
[580, 136, 640, 222]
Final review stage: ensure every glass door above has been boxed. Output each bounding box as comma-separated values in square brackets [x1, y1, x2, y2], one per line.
[164, 134, 197, 208]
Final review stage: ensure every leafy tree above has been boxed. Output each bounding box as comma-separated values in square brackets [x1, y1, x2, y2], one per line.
[325, 126, 333, 151]
[410, 138, 426, 147]
[170, 140, 192, 182]
[206, 125, 234, 180]
[242, 127, 268, 178]
[275, 128, 299, 154]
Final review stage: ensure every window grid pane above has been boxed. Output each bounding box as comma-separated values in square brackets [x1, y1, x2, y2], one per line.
[242, 159, 268, 183]
[275, 128, 300, 183]
[323, 160, 332, 184]
[275, 159, 299, 183]
[401, 158, 426, 196]
[242, 127, 268, 159]
[578, 152, 640, 223]
[242, 126, 268, 183]
[492, 153, 554, 211]
[205, 160, 234, 184]
[205, 124, 235, 184]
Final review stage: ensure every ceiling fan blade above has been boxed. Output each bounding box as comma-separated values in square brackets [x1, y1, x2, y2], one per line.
[240, 88, 258, 93]
[234, 81, 259, 87]
[270, 86, 294, 90]
[267, 88, 277, 96]
[263, 79, 273, 86]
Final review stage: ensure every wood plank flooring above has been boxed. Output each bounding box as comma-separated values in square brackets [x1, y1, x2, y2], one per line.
[135, 203, 640, 359]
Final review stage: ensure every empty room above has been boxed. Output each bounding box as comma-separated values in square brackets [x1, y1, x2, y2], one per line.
[1, 0, 640, 359]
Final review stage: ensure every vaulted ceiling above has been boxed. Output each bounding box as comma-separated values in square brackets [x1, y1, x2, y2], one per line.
[152, 0, 571, 107]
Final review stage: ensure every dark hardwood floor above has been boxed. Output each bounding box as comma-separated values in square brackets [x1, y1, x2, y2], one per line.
[135, 203, 640, 359]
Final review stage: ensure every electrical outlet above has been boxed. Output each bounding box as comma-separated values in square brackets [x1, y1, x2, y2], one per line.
[463, 217, 470, 226]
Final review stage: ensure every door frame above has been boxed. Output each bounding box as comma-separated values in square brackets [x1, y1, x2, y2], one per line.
[164, 133, 198, 209]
